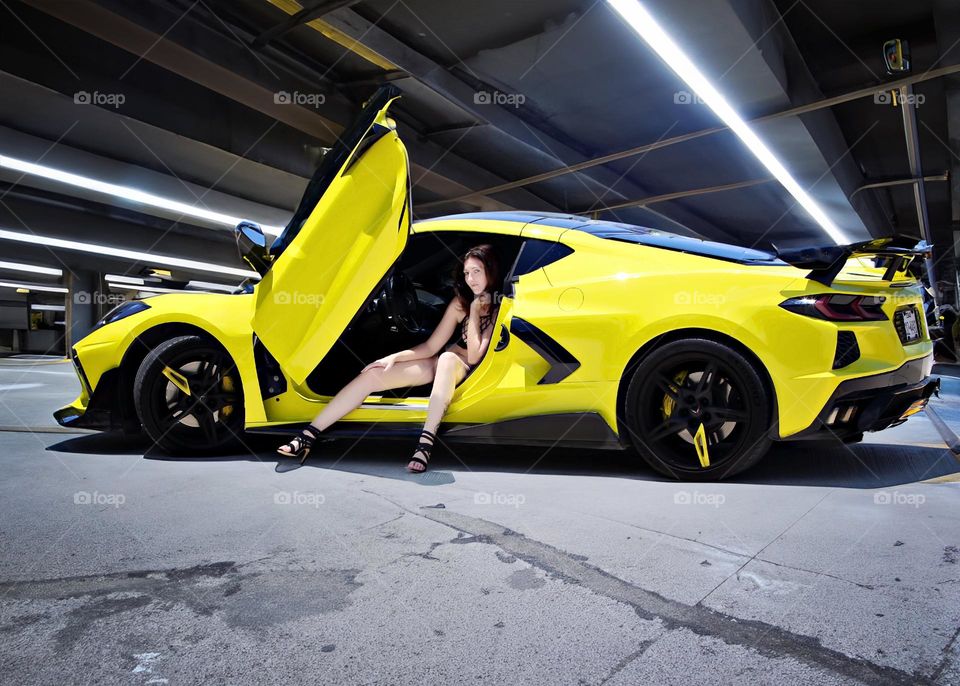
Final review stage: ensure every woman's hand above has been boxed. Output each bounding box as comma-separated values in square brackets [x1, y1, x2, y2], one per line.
[471, 292, 492, 314]
[361, 354, 396, 374]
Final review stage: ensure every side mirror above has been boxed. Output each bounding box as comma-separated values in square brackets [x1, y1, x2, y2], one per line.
[235, 220, 272, 276]
[883, 39, 910, 74]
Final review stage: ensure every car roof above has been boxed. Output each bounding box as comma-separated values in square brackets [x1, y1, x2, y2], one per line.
[416, 211, 785, 266]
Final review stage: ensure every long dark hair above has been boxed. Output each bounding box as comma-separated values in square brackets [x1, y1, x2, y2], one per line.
[452, 244, 501, 314]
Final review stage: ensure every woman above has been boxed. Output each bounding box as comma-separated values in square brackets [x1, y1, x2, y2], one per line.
[277, 244, 501, 473]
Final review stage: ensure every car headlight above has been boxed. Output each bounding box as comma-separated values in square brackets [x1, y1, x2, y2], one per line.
[92, 300, 151, 331]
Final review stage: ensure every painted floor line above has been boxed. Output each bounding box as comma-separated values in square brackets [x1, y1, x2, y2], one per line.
[925, 406, 960, 458]
[0, 368, 75, 376]
[0, 383, 43, 392]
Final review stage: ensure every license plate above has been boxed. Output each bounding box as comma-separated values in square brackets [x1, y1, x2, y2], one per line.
[901, 308, 919, 343]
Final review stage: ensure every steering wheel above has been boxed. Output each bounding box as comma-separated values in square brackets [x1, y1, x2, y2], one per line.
[380, 271, 422, 334]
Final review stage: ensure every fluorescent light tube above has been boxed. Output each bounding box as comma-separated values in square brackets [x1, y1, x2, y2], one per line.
[0, 280, 68, 293]
[0, 260, 63, 276]
[116, 285, 184, 294]
[0, 154, 284, 236]
[186, 280, 237, 292]
[0, 228, 258, 279]
[607, 0, 850, 245]
[104, 274, 145, 285]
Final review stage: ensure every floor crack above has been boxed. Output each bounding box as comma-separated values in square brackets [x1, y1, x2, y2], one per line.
[693, 489, 836, 607]
[358, 488, 932, 686]
[570, 508, 752, 559]
[596, 639, 657, 685]
[751, 557, 878, 590]
[931, 623, 960, 682]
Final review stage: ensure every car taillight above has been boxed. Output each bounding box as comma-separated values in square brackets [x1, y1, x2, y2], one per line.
[779, 294, 887, 321]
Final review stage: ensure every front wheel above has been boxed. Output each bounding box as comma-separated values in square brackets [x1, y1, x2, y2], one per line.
[623, 338, 772, 481]
[134, 335, 245, 454]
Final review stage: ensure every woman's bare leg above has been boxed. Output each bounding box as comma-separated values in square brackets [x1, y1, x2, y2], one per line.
[279, 358, 439, 456]
[407, 352, 468, 471]
[308, 357, 439, 431]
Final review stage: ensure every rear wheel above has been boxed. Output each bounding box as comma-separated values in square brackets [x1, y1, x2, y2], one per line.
[623, 338, 772, 480]
[134, 335, 244, 454]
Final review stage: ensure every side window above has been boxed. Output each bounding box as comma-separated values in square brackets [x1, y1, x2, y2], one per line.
[403, 229, 529, 296]
[505, 239, 575, 296]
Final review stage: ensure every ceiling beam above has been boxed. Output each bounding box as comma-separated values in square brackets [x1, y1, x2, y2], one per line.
[420, 59, 960, 213]
[251, 0, 362, 50]
[22, 0, 351, 141]
[20, 0, 540, 211]
[267, 1, 718, 236]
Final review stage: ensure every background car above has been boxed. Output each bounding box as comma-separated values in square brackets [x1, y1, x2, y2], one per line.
[55, 86, 939, 480]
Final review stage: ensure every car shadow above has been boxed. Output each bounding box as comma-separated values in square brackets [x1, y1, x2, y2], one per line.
[737, 440, 959, 487]
[46, 430, 959, 488]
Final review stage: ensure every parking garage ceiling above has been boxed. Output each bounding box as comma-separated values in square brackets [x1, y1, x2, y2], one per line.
[0, 0, 958, 289]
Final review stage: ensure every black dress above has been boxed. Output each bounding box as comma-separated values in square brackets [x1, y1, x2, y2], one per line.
[456, 309, 495, 348]
[451, 306, 497, 374]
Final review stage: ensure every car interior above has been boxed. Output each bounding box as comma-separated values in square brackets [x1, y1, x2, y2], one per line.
[305, 230, 526, 398]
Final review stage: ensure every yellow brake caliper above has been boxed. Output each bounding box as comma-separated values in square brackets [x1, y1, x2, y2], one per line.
[661, 371, 687, 417]
[221, 374, 234, 417]
[162, 366, 191, 396]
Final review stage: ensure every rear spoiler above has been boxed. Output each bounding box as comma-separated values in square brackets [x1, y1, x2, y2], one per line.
[775, 238, 931, 287]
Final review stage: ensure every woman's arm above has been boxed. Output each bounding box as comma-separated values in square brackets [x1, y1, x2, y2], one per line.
[363, 299, 464, 372]
[405, 298, 465, 359]
[464, 297, 496, 366]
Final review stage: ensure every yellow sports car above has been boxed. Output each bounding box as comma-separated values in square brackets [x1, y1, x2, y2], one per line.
[55, 85, 939, 480]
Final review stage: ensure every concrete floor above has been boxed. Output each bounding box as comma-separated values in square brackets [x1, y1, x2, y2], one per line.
[0, 358, 958, 685]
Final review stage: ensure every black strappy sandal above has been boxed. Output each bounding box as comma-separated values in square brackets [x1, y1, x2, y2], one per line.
[277, 425, 323, 465]
[407, 429, 436, 473]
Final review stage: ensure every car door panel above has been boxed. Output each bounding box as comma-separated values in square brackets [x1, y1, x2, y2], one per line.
[252, 96, 410, 387]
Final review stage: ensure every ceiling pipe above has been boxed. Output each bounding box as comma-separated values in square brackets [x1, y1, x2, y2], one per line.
[850, 172, 949, 199]
[899, 83, 941, 304]
[582, 177, 773, 214]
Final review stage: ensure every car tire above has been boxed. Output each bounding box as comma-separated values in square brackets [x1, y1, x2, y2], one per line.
[134, 335, 245, 454]
[623, 338, 772, 481]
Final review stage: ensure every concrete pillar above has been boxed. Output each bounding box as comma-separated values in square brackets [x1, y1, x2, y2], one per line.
[65, 268, 100, 353]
